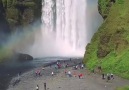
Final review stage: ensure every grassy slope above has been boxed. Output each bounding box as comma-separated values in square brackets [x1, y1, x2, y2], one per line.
[116, 86, 129, 90]
[83, 0, 129, 79]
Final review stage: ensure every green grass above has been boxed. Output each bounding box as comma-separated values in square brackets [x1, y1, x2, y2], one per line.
[98, 0, 111, 18]
[83, 0, 129, 79]
[116, 86, 129, 90]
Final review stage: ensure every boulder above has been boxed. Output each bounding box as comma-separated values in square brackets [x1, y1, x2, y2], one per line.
[15, 53, 33, 62]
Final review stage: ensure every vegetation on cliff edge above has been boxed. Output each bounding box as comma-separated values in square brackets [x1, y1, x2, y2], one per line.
[83, 0, 129, 79]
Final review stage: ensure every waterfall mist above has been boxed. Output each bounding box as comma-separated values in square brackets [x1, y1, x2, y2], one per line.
[27, 0, 103, 58]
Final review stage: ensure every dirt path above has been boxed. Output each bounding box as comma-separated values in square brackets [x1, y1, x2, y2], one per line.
[7, 66, 129, 90]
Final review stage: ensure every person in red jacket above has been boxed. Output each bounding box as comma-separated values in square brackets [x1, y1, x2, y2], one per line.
[78, 73, 83, 79]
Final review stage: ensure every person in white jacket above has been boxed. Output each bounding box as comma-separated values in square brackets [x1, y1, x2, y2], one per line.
[36, 85, 39, 90]
[51, 71, 54, 76]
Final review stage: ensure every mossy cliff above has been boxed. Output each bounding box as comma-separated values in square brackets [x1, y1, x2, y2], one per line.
[0, 0, 42, 30]
[83, 0, 129, 79]
[0, 0, 11, 41]
[0, 0, 42, 61]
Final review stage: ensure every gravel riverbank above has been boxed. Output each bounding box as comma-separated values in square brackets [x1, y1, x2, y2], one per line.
[7, 59, 129, 90]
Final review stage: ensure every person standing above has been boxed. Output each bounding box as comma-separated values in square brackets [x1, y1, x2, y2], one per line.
[70, 58, 71, 61]
[68, 71, 72, 77]
[44, 83, 46, 90]
[111, 73, 114, 80]
[98, 66, 102, 73]
[17, 73, 20, 81]
[81, 64, 84, 69]
[107, 73, 110, 82]
[75, 65, 78, 70]
[36, 85, 39, 90]
[102, 73, 105, 79]
[51, 71, 54, 76]
[78, 73, 83, 79]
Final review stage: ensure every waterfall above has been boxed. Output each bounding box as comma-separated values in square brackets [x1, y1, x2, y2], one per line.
[40, 0, 87, 57]
[27, 0, 103, 57]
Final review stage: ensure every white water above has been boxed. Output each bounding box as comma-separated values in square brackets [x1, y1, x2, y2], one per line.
[27, 0, 103, 58]
[41, 0, 87, 56]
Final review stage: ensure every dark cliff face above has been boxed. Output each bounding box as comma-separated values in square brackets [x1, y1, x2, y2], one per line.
[33, 0, 42, 21]
[0, 0, 11, 43]
[0, 0, 42, 61]
[0, 0, 42, 30]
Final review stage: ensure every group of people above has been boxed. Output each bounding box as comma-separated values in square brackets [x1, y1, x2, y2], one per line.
[35, 61, 115, 90]
[56, 60, 70, 69]
[36, 83, 46, 90]
[35, 70, 41, 76]
[34, 59, 84, 90]
[35, 69, 55, 77]
[96, 66, 115, 82]
[73, 63, 84, 70]
[64, 69, 84, 79]
[102, 73, 114, 82]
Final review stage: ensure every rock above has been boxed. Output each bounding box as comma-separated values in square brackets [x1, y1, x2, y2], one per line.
[15, 53, 33, 62]
[97, 47, 110, 58]
[100, 35, 111, 45]
[110, 0, 116, 3]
